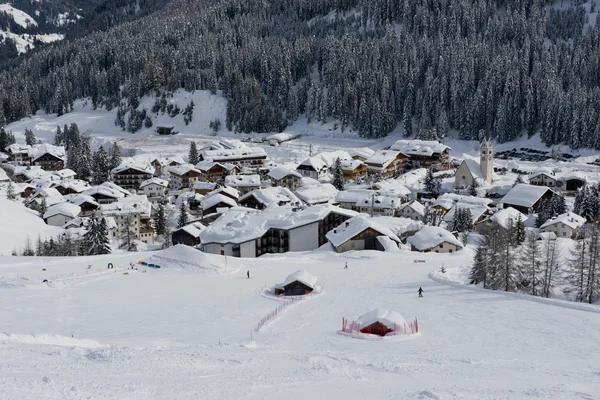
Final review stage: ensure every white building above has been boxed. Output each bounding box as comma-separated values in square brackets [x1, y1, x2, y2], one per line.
[140, 177, 169, 202]
[43, 202, 81, 227]
[325, 215, 401, 253]
[100, 195, 154, 244]
[267, 166, 303, 190]
[455, 159, 484, 188]
[396, 200, 426, 221]
[406, 226, 463, 253]
[528, 167, 558, 188]
[224, 174, 262, 195]
[475, 207, 528, 233]
[169, 164, 202, 190]
[479, 138, 493, 183]
[541, 212, 586, 239]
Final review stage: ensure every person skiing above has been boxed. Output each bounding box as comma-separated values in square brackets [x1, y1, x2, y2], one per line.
[344, 262, 348, 269]
[247, 270, 250, 279]
[418, 287, 424, 298]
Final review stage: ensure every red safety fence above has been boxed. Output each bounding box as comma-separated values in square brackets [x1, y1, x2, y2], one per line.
[341, 317, 419, 336]
[256, 296, 304, 331]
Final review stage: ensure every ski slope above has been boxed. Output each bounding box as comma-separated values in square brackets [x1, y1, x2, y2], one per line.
[1, 248, 599, 399]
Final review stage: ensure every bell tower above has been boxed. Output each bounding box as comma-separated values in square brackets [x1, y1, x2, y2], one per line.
[480, 134, 493, 184]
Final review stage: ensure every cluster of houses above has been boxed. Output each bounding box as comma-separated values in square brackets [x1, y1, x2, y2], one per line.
[1, 134, 595, 254]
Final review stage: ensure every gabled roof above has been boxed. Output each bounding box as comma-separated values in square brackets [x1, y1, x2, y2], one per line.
[529, 167, 555, 180]
[326, 215, 401, 247]
[443, 203, 489, 223]
[541, 212, 586, 230]
[295, 183, 338, 205]
[111, 163, 154, 175]
[209, 186, 240, 200]
[200, 147, 267, 162]
[460, 159, 483, 180]
[100, 195, 152, 217]
[281, 270, 318, 289]
[240, 187, 300, 207]
[406, 226, 463, 251]
[365, 150, 402, 168]
[348, 148, 375, 160]
[140, 177, 169, 189]
[224, 174, 262, 187]
[63, 194, 99, 207]
[201, 193, 238, 211]
[502, 184, 555, 208]
[192, 181, 219, 191]
[43, 202, 81, 219]
[196, 160, 227, 172]
[400, 200, 426, 216]
[268, 166, 302, 181]
[480, 207, 527, 229]
[52, 169, 76, 179]
[169, 164, 202, 176]
[390, 139, 451, 156]
[372, 180, 411, 197]
[174, 222, 206, 238]
[357, 309, 406, 330]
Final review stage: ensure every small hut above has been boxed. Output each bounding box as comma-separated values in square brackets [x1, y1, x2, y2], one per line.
[156, 126, 175, 135]
[357, 309, 407, 337]
[274, 270, 318, 296]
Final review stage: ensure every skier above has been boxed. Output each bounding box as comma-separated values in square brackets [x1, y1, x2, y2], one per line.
[247, 270, 250, 279]
[344, 262, 348, 269]
[418, 287, 424, 298]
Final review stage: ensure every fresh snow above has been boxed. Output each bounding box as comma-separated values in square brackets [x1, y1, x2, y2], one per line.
[356, 308, 407, 330]
[0, 4, 37, 27]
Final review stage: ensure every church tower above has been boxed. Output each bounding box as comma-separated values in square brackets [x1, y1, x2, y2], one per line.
[480, 135, 493, 184]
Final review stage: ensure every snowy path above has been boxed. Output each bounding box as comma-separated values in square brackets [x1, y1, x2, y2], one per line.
[0, 251, 599, 399]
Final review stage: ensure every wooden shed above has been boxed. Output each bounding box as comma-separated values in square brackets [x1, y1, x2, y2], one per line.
[356, 309, 407, 337]
[275, 270, 318, 296]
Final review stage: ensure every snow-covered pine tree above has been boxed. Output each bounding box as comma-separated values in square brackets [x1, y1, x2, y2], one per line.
[177, 201, 189, 228]
[6, 181, 15, 200]
[97, 217, 112, 254]
[110, 142, 122, 171]
[550, 193, 566, 216]
[24, 128, 36, 146]
[470, 235, 490, 288]
[535, 198, 552, 227]
[78, 136, 93, 180]
[53, 125, 62, 146]
[332, 158, 344, 191]
[188, 141, 199, 165]
[514, 174, 524, 186]
[565, 226, 588, 302]
[39, 198, 48, 218]
[424, 168, 440, 195]
[155, 204, 167, 236]
[540, 235, 559, 298]
[583, 223, 600, 304]
[468, 179, 479, 196]
[92, 145, 110, 185]
[514, 215, 526, 244]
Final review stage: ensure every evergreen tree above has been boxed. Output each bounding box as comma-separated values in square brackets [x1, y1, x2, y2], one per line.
[78, 136, 93, 180]
[119, 214, 138, 252]
[470, 235, 490, 288]
[177, 201, 189, 228]
[521, 231, 542, 296]
[22, 235, 35, 256]
[53, 125, 63, 146]
[535, 199, 552, 228]
[468, 179, 479, 197]
[424, 169, 440, 195]
[332, 158, 344, 191]
[514, 174, 524, 185]
[514, 215, 526, 244]
[92, 145, 110, 185]
[188, 141, 199, 165]
[24, 128, 36, 146]
[39, 198, 48, 218]
[109, 142, 122, 170]
[35, 235, 44, 256]
[6, 181, 15, 200]
[155, 204, 168, 237]
[83, 216, 112, 255]
[565, 226, 588, 302]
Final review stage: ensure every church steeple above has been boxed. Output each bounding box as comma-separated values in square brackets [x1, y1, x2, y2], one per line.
[480, 132, 493, 184]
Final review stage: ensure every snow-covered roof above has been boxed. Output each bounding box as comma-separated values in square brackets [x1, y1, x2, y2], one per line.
[175, 222, 206, 238]
[52, 169, 76, 179]
[169, 164, 201, 176]
[268, 166, 302, 181]
[372, 180, 411, 197]
[201, 193, 238, 211]
[13, 165, 49, 181]
[299, 150, 352, 171]
[529, 167, 555, 179]
[110, 162, 153, 176]
[201, 147, 267, 162]
[486, 207, 528, 229]
[192, 181, 219, 191]
[340, 159, 365, 172]
[0, 168, 9, 182]
[196, 161, 226, 172]
[397, 168, 427, 188]
[100, 195, 152, 217]
[348, 148, 375, 160]
[140, 177, 169, 189]
[390, 139, 451, 156]
[326, 215, 401, 247]
[240, 187, 300, 207]
[210, 186, 240, 200]
[443, 203, 489, 223]
[83, 185, 126, 199]
[224, 174, 262, 187]
[461, 159, 483, 180]
[365, 150, 401, 168]
[281, 270, 318, 289]
[43, 202, 81, 219]
[267, 133, 295, 143]
[295, 183, 338, 205]
[63, 216, 117, 230]
[335, 189, 403, 210]
[101, 182, 131, 196]
[30, 144, 66, 161]
[400, 200, 426, 216]
[434, 193, 492, 208]
[153, 156, 186, 167]
[6, 143, 31, 154]
[541, 212, 586, 230]
[501, 184, 554, 209]
[30, 186, 62, 200]
[538, 231, 557, 240]
[406, 226, 463, 251]
[63, 194, 99, 207]
[298, 155, 327, 172]
[200, 204, 357, 244]
[357, 309, 406, 330]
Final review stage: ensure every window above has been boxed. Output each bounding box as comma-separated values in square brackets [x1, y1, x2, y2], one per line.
[439, 243, 443, 248]
[563, 232, 566, 237]
[462, 175, 465, 179]
[351, 241, 355, 248]
[449, 249, 453, 253]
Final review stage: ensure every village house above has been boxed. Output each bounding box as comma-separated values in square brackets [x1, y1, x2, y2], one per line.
[156, 126, 175, 135]
[296, 156, 329, 180]
[200, 204, 357, 258]
[295, 183, 338, 206]
[172, 222, 206, 247]
[63, 194, 100, 217]
[443, 203, 491, 227]
[396, 200, 426, 221]
[239, 187, 301, 210]
[27, 187, 65, 210]
[207, 186, 240, 202]
[390, 139, 451, 170]
[335, 189, 405, 217]
[5, 144, 32, 164]
[111, 163, 154, 190]
[475, 207, 528, 234]
[528, 167, 558, 188]
[340, 159, 367, 181]
[43, 202, 81, 227]
[274, 271, 318, 296]
[541, 212, 586, 239]
[348, 148, 375, 161]
[53, 180, 89, 195]
[199, 147, 267, 168]
[63, 216, 118, 239]
[224, 174, 262, 195]
[267, 166, 303, 190]
[406, 226, 463, 253]
[12, 165, 48, 183]
[169, 164, 203, 190]
[200, 192, 238, 216]
[83, 183, 129, 205]
[455, 159, 484, 189]
[365, 150, 408, 178]
[100, 195, 155, 245]
[501, 184, 556, 214]
[195, 161, 231, 183]
[52, 169, 77, 181]
[192, 181, 220, 195]
[139, 177, 169, 202]
[151, 156, 185, 176]
[31, 147, 66, 171]
[326, 215, 401, 253]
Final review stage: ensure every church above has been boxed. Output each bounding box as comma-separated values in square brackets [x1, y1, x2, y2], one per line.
[455, 138, 493, 188]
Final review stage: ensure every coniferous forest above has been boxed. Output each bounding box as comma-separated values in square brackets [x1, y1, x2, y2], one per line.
[1, 0, 600, 147]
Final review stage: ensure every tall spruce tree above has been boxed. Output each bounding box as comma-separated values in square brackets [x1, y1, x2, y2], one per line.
[24, 128, 36, 146]
[332, 158, 344, 191]
[155, 204, 168, 237]
[521, 231, 542, 296]
[92, 145, 110, 184]
[110, 142, 122, 171]
[119, 214, 138, 252]
[177, 201, 189, 228]
[188, 141, 199, 165]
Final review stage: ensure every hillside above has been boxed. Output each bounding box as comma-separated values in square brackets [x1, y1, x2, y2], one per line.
[1, 0, 600, 147]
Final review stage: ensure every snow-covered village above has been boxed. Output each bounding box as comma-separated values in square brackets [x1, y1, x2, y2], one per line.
[2, 0, 600, 398]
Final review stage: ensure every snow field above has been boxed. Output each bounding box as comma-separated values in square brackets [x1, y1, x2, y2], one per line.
[2, 248, 599, 398]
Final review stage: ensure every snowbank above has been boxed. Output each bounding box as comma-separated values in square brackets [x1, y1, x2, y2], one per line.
[0, 333, 106, 349]
[145, 244, 239, 274]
